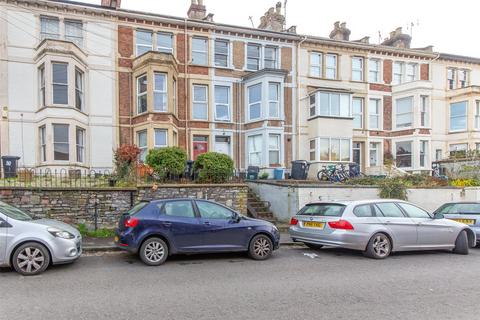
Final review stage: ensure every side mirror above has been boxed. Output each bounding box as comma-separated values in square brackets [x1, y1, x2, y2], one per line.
[434, 213, 444, 219]
[231, 212, 241, 223]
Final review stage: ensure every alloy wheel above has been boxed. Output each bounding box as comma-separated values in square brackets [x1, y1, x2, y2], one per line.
[372, 235, 390, 258]
[144, 241, 165, 263]
[253, 237, 271, 258]
[16, 247, 45, 274]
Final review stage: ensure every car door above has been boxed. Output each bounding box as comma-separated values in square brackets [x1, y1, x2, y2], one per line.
[398, 202, 456, 248]
[373, 202, 418, 250]
[0, 215, 10, 263]
[195, 200, 247, 251]
[160, 200, 203, 252]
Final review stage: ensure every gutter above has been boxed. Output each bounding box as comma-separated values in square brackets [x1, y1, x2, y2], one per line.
[294, 36, 307, 162]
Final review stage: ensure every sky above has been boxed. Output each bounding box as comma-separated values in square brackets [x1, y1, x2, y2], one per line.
[71, 0, 479, 57]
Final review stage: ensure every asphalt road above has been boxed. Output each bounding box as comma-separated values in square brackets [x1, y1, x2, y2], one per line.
[1, 247, 480, 320]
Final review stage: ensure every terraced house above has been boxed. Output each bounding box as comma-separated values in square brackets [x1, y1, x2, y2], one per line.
[1, 0, 480, 175]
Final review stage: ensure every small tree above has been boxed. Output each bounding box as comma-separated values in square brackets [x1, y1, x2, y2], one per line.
[378, 178, 408, 200]
[193, 152, 234, 183]
[146, 147, 187, 180]
[114, 145, 140, 182]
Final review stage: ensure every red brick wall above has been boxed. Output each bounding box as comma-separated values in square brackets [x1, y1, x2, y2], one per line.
[383, 96, 392, 131]
[383, 59, 392, 84]
[369, 83, 391, 92]
[420, 63, 429, 81]
[118, 26, 133, 58]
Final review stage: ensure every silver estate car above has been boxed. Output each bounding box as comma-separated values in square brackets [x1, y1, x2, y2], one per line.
[0, 201, 82, 275]
[289, 199, 476, 259]
[434, 202, 480, 245]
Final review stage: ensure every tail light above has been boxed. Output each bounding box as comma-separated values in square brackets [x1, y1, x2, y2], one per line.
[125, 217, 139, 228]
[290, 217, 298, 225]
[328, 220, 354, 230]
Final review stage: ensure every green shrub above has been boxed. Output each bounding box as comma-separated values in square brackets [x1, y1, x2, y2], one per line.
[193, 152, 234, 183]
[145, 147, 187, 180]
[378, 178, 408, 200]
[259, 172, 269, 180]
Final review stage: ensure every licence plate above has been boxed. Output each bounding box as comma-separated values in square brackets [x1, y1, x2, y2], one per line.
[114, 236, 119, 242]
[451, 219, 476, 225]
[303, 221, 325, 229]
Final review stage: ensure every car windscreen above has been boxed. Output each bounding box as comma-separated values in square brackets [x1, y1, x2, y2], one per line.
[0, 202, 33, 221]
[441, 203, 480, 215]
[126, 202, 149, 216]
[298, 204, 346, 217]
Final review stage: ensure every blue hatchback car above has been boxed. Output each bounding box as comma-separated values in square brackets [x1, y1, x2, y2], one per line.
[114, 199, 280, 266]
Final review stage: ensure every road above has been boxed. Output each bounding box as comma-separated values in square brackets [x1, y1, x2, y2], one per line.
[1, 246, 480, 320]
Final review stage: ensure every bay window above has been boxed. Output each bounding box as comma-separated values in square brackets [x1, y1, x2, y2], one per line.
[352, 98, 363, 129]
[173, 79, 177, 116]
[310, 52, 322, 77]
[39, 126, 46, 162]
[52, 63, 68, 105]
[247, 44, 261, 71]
[352, 57, 364, 81]
[53, 124, 69, 161]
[75, 69, 84, 110]
[450, 101, 467, 131]
[157, 32, 173, 53]
[192, 37, 208, 65]
[214, 39, 229, 68]
[475, 101, 480, 130]
[368, 59, 380, 83]
[40, 16, 59, 40]
[268, 134, 281, 166]
[154, 129, 168, 148]
[137, 74, 148, 114]
[268, 82, 280, 118]
[214, 85, 230, 121]
[264, 46, 278, 69]
[450, 143, 468, 158]
[248, 84, 262, 120]
[136, 30, 152, 56]
[310, 91, 350, 118]
[65, 20, 83, 47]
[76, 127, 85, 163]
[420, 96, 429, 127]
[192, 85, 208, 120]
[395, 96, 413, 128]
[309, 95, 316, 117]
[39, 65, 46, 107]
[309, 140, 316, 161]
[317, 138, 351, 162]
[137, 131, 147, 162]
[325, 54, 337, 79]
[248, 135, 262, 166]
[369, 99, 381, 130]
[154, 73, 167, 112]
[396, 141, 412, 168]
[420, 140, 428, 167]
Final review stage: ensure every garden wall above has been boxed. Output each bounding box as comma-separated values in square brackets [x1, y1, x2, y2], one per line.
[247, 181, 480, 222]
[0, 184, 248, 229]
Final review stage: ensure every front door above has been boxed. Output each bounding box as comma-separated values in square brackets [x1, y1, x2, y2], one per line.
[193, 136, 208, 160]
[214, 136, 231, 156]
[195, 200, 246, 251]
[0, 215, 8, 263]
[353, 142, 362, 168]
[373, 202, 418, 250]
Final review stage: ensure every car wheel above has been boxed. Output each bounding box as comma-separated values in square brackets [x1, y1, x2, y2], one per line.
[249, 234, 273, 260]
[305, 243, 323, 250]
[12, 242, 50, 276]
[364, 233, 391, 259]
[453, 230, 469, 255]
[139, 238, 169, 266]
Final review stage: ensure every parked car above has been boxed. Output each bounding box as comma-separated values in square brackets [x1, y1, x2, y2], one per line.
[289, 199, 476, 259]
[0, 201, 82, 276]
[434, 202, 480, 245]
[114, 199, 280, 265]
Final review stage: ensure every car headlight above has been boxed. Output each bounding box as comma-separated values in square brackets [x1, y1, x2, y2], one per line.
[47, 227, 75, 239]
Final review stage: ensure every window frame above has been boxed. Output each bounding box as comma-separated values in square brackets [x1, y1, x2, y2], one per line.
[64, 19, 83, 47]
[39, 126, 46, 163]
[40, 16, 60, 40]
[137, 130, 148, 162]
[368, 98, 381, 130]
[136, 29, 153, 57]
[352, 97, 364, 129]
[53, 123, 69, 161]
[153, 72, 168, 112]
[191, 37, 208, 66]
[351, 56, 364, 82]
[192, 84, 209, 120]
[405, 63, 417, 82]
[264, 46, 278, 69]
[393, 61, 404, 85]
[395, 140, 413, 168]
[475, 101, 480, 130]
[268, 82, 280, 118]
[136, 74, 148, 114]
[317, 137, 351, 162]
[368, 59, 381, 83]
[395, 96, 414, 129]
[310, 52, 322, 78]
[74, 68, 84, 111]
[247, 83, 262, 121]
[325, 54, 338, 80]
[246, 43, 261, 71]
[311, 91, 351, 118]
[76, 126, 85, 163]
[154, 129, 168, 149]
[449, 101, 468, 132]
[247, 134, 263, 166]
[420, 95, 430, 127]
[369, 142, 380, 166]
[268, 134, 281, 166]
[214, 39, 230, 68]
[309, 139, 316, 161]
[39, 64, 46, 107]
[447, 68, 456, 90]
[214, 85, 231, 122]
[52, 62, 69, 105]
[156, 32, 174, 54]
[420, 140, 428, 168]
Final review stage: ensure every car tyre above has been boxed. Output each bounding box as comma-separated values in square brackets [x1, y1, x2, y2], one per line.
[453, 230, 469, 255]
[304, 243, 323, 250]
[139, 237, 169, 266]
[12, 242, 50, 276]
[364, 233, 391, 259]
[248, 234, 273, 260]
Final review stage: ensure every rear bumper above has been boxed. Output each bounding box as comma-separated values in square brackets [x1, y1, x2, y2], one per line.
[289, 227, 367, 251]
[114, 229, 138, 254]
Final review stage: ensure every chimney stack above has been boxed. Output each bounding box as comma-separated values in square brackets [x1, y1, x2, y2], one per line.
[329, 21, 351, 41]
[258, 2, 285, 32]
[188, 0, 207, 20]
[101, 0, 121, 9]
[381, 27, 412, 49]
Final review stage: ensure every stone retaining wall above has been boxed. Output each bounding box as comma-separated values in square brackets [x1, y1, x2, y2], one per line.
[0, 184, 248, 229]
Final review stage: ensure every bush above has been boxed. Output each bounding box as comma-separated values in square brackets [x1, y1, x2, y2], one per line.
[378, 178, 408, 200]
[114, 145, 140, 182]
[193, 152, 234, 183]
[450, 178, 480, 187]
[145, 147, 187, 180]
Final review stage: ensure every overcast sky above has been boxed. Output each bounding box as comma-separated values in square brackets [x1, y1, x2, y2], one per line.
[72, 0, 479, 57]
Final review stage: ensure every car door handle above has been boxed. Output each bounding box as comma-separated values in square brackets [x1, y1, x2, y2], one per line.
[384, 220, 392, 224]
[204, 221, 211, 226]
[162, 222, 172, 227]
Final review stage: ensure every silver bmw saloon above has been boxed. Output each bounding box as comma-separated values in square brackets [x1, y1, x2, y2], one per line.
[0, 201, 82, 275]
[289, 199, 476, 259]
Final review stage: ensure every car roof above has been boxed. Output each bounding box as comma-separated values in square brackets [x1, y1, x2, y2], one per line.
[306, 199, 408, 206]
[149, 198, 218, 204]
[440, 201, 480, 205]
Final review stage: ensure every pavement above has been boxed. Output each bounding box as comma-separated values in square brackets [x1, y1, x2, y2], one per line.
[82, 233, 297, 252]
[2, 246, 480, 320]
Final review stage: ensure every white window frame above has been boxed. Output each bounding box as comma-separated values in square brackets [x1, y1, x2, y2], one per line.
[264, 46, 278, 69]
[53, 123, 69, 161]
[369, 142, 380, 167]
[447, 68, 456, 90]
[406, 63, 417, 82]
[352, 97, 364, 129]
[136, 74, 148, 114]
[450, 101, 468, 132]
[154, 129, 168, 148]
[247, 134, 263, 166]
[137, 130, 148, 162]
[192, 37, 208, 66]
[368, 98, 382, 130]
[395, 140, 413, 169]
[268, 134, 281, 166]
[246, 43, 262, 71]
[65, 20, 83, 47]
[192, 84, 208, 120]
[459, 69, 469, 88]
[214, 39, 230, 68]
[395, 96, 413, 129]
[268, 82, 280, 118]
[420, 140, 428, 168]
[309, 139, 316, 161]
[368, 59, 380, 83]
[153, 72, 168, 112]
[136, 29, 153, 56]
[39, 126, 46, 162]
[475, 101, 480, 130]
[325, 54, 337, 80]
[248, 83, 262, 121]
[52, 62, 68, 105]
[214, 85, 231, 122]
[312, 91, 351, 118]
[40, 16, 59, 40]
[351, 57, 364, 82]
[393, 62, 404, 85]
[76, 127, 85, 163]
[309, 94, 316, 117]
[317, 137, 351, 162]
[420, 95, 430, 127]
[173, 79, 177, 116]
[157, 32, 173, 54]
[39, 64, 46, 107]
[310, 52, 322, 78]
[75, 68, 84, 111]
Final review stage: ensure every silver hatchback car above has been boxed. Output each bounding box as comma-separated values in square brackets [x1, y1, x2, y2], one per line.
[0, 201, 82, 275]
[289, 199, 476, 259]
